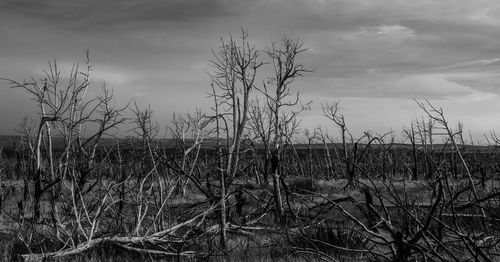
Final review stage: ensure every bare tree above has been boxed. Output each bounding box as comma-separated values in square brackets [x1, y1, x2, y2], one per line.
[169, 110, 212, 197]
[209, 28, 262, 250]
[316, 126, 335, 179]
[210, 28, 262, 182]
[322, 101, 352, 183]
[403, 123, 419, 180]
[3, 52, 127, 223]
[248, 99, 273, 185]
[257, 36, 313, 222]
[414, 100, 481, 208]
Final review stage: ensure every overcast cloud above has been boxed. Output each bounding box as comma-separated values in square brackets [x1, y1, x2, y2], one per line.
[2, 0, 500, 140]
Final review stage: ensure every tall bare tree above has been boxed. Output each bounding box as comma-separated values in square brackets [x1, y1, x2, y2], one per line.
[4, 52, 127, 222]
[322, 101, 351, 183]
[210, 29, 262, 181]
[209, 28, 262, 249]
[258, 37, 313, 222]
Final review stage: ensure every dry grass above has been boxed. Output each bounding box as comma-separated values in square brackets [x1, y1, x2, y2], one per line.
[1, 176, 498, 261]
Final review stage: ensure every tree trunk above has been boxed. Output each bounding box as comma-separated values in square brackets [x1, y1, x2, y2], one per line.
[271, 149, 284, 223]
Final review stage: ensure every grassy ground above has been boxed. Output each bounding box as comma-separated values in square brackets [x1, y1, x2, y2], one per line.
[1, 177, 498, 261]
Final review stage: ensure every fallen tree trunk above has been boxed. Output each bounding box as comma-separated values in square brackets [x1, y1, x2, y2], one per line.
[21, 204, 216, 261]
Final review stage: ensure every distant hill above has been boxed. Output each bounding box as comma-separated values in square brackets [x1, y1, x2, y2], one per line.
[0, 135, 494, 153]
[0, 135, 20, 149]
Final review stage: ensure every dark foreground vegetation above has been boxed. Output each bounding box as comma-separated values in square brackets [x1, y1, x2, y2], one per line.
[1, 30, 499, 261]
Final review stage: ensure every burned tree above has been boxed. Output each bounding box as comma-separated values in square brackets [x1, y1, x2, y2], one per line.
[209, 28, 262, 249]
[255, 37, 313, 222]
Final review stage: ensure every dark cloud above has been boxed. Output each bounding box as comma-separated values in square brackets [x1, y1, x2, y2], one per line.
[2, 0, 500, 137]
[0, 0, 246, 31]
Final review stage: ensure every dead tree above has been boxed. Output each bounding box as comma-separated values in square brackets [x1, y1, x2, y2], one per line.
[248, 100, 273, 185]
[414, 100, 483, 212]
[209, 28, 262, 249]
[316, 126, 335, 179]
[322, 102, 351, 181]
[4, 52, 127, 223]
[258, 36, 313, 223]
[403, 123, 419, 181]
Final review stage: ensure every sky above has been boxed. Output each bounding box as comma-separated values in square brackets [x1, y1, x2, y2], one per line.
[2, 0, 500, 143]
